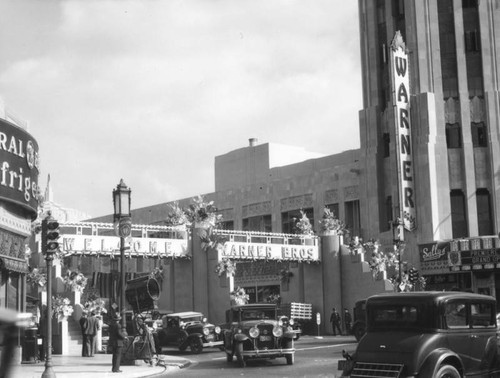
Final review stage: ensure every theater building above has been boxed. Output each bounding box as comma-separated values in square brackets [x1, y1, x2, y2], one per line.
[77, 0, 500, 333]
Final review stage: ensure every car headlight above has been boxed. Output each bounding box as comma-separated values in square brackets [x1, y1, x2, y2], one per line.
[203, 328, 210, 336]
[249, 327, 260, 338]
[289, 319, 294, 326]
[215, 326, 221, 334]
[273, 326, 283, 337]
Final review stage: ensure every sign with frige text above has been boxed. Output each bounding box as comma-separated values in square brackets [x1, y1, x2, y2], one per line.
[390, 31, 416, 231]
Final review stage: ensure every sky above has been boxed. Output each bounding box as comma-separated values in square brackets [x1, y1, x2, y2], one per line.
[0, 0, 362, 218]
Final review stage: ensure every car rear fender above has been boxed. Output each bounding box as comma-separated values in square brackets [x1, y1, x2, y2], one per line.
[418, 349, 463, 378]
[234, 333, 249, 342]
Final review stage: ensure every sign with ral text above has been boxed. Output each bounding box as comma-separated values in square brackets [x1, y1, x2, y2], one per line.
[219, 241, 320, 262]
[390, 31, 416, 231]
[0, 119, 40, 216]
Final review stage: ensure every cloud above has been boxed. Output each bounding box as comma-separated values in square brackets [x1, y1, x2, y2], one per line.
[0, 0, 361, 217]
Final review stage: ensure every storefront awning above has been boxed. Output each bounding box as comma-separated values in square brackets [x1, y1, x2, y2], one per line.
[0, 255, 29, 274]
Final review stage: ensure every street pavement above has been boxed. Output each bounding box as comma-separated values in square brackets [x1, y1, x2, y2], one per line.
[8, 353, 192, 378]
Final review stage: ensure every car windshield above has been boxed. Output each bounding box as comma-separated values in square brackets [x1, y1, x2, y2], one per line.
[369, 304, 419, 329]
[240, 308, 275, 320]
[180, 316, 203, 323]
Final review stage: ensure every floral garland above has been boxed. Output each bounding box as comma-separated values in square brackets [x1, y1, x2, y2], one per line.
[348, 236, 363, 254]
[27, 267, 47, 287]
[52, 295, 74, 322]
[63, 270, 88, 293]
[295, 210, 314, 235]
[366, 240, 398, 279]
[215, 258, 237, 277]
[230, 287, 249, 305]
[319, 207, 346, 234]
[266, 293, 281, 305]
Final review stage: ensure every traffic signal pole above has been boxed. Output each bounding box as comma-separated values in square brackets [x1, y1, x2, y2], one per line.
[41, 213, 59, 378]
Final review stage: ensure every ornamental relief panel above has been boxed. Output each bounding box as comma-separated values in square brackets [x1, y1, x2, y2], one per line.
[444, 98, 460, 124]
[324, 189, 339, 204]
[280, 194, 313, 211]
[0, 229, 26, 260]
[242, 201, 271, 218]
[344, 186, 359, 200]
[470, 96, 485, 123]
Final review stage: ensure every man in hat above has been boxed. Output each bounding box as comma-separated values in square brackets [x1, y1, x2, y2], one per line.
[79, 311, 89, 357]
[109, 314, 125, 373]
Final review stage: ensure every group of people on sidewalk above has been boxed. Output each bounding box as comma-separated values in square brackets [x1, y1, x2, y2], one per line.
[79, 311, 125, 373]
[329, 307, 352, 336]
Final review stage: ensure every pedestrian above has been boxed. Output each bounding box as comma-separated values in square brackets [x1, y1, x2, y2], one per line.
[109, 314, 125, 373]
[84, 311, 100, 357]
[344, 308, 352, 335]
[79, 311, 89, 357]
[330, 307, 341, 336]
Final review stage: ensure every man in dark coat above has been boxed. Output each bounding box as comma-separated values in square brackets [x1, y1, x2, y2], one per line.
[344, 308, 352, 335]
[109, 314, 126, 373]
[330, 307, 342, 336]
[84, 311, 100, 357]
[79, 312, 89, 357]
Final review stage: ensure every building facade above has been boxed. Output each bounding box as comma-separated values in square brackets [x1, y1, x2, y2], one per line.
[358, 0, 500, 295]
[0, 102, 40, 353]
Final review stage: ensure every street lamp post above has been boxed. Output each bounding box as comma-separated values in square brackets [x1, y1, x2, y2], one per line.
[392, 219, 406, 292]
[113, 179, 131, 333]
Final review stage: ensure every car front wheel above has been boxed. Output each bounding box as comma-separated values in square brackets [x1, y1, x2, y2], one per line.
[435, 364, 460, 378]
[189, 338, 203, 354]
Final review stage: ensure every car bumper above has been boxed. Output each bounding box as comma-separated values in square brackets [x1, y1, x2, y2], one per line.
[240, 347, 295, 357]
[203, 340, 223, 348]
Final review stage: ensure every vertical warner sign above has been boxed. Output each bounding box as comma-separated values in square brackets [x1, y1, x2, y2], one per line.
[390, 31, 416, 231]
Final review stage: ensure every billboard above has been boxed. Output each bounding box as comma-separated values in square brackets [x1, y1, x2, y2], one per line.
[0, 119, 40, 216]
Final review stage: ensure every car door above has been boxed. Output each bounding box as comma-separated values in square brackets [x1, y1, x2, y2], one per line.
[468, 300, 497, 375]
[444, 299, 475, 371]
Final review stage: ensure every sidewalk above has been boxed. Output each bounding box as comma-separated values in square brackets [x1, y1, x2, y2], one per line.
[8, 353, 192, 378]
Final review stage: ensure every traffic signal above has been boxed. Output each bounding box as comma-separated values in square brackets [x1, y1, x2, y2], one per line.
[42, 216, 60, 254]
[409, 267, 419, 283]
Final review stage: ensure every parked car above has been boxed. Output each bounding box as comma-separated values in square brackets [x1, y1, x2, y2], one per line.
[221, 303, 295, 367]
[340, 291, 500, 378]
[154, 311, 223, 354]
[351, 299, 366, 342]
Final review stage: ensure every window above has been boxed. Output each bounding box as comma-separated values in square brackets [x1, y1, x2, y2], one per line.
[281, 208, 314, 234]
[371, 304, 418, 329]
[446, 123, 462, 148]
[385, 196, 393, 230]
[242, 215, 271, 232]
[345, 200, 361, 237]
[325, 203, 339, 218]
[445, 301, 468, 328]
[462, 0, 478, 9]
[472, 122, 487, 147]
[465, 30, 480, 52]
[470, 302, 495, 328]
[477, 189, 493, 236]
[219, 220, 234, 230]
[383, 133, 390, 157]
[451, 190, 468, 238]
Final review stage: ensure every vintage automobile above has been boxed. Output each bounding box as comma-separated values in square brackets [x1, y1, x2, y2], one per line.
[341, 291, 500, 378]
[351, 299, 366, 342]
[221, 303, 295, 367]
[154, 311, 223, 354]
